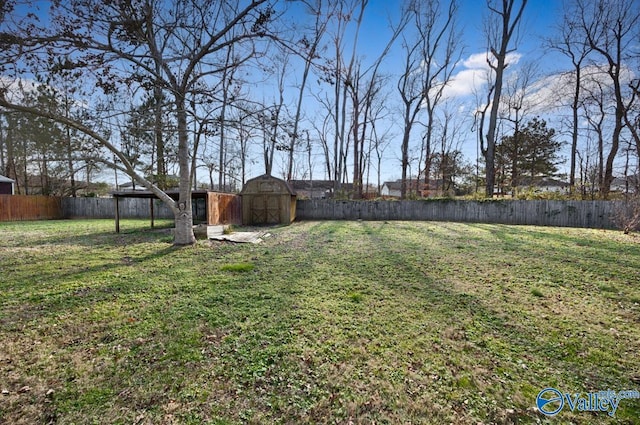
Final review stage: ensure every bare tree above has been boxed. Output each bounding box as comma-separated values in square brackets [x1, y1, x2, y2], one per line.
[336, 0, 367, 191]
[479, 0, 528, 197]
[312, 112, 334, 180]
[575, 0, 640, 198]
[232, 105, 260, 186]
[0, 0, 275, 244]
[548, 2, 591, 194]
[434, 100, 469, 195]
[580, 70, 614, 194]
[310, 0, 368, 191]
[345, 15, 406, 198]
[313, 0, 399, 197]
[397, 0, 459, 199]
[286, 0, 334, 181]
[499, 60, 539, 195]
[259, 51, 292, 176]
[623, 78, 640, 174]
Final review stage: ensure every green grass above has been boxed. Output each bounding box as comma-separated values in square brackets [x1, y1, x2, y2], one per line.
[1, 219, 639, 424]
[220, 262, 255, 272]
[530, 288, 545, 297]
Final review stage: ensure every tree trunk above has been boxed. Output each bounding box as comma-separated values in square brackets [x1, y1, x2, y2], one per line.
[0, 122, 5, 174]
[601, 75, 625, 199]
[423, 111, 434, 194]
[65, 123, 77, 197]
[401, 119, 410, 199]
[174, 93, 195, 246]
[484, 55, 505, 198]
[288, 59, 312, 181]
[569, 67, 580, 193]
[352, 88, 361, 198]
[482, 0, 527, 198]
[154, 84, 165, 188]
[601, 109, 622, 199]
[173, 200, 195, 245]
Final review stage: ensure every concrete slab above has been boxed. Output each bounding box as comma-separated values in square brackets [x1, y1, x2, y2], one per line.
[209, 232, 264, 244]
[194, 224, 266, 243]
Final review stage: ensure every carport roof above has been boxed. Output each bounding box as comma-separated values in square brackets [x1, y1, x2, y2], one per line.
[111, 189, 209, 199]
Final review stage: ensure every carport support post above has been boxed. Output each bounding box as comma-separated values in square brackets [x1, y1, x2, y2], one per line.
[150, 198, 155, 229]
[115, 196, 120, 233]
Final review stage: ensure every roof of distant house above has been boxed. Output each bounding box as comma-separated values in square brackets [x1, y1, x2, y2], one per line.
[612, 175, 639, 186]
[517, 177, 570, 187]
[288, 180, 356, 191]
[288, 180, 337, 190]
[0, 175, 15, 183]
[382, 179, 440, 191]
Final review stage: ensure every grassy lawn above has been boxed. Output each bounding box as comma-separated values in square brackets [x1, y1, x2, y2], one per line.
[1, 219, 639, 424]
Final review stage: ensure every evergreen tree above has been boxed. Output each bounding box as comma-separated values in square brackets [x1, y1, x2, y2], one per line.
[496, 117, 563, 191]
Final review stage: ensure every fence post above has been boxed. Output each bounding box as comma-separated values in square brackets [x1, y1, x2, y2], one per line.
[115, 197, 120, 233]
[150, 198, 155, 228]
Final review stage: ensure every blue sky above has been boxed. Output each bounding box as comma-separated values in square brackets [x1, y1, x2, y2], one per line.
[5, 0, 632, 187]
[271, 0, 578, 184]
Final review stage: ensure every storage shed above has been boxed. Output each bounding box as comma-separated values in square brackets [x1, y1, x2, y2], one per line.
[0, 175, 15, 195]
[240, 174, 296, 225]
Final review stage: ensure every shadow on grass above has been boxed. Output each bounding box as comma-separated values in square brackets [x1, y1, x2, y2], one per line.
[351, 220, 636, 421]
[0, 244, 178, 328]
[0, 219, 175, 248]
[470, 222, 640, 262]
[2, 220, 638, 424]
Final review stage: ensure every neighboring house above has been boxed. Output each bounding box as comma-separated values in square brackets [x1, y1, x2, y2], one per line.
[381, 179, 441, 198]
[0, 175, 15, 195]
[360, 184, 379, 199]
[381, 181, 402, 197]
[288, 180, 356, 199]
[116, 181, 146, 191]
[288, 180, 336, 199]
[517, 177, 570, 193]
[611, 175, 639, 193]
[117, 175, 182, 192]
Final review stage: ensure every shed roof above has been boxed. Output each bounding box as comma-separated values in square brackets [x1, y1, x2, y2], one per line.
[241, 174, 296, 195]
[0, 175, 15, 183]
[111, 189, 209, 199]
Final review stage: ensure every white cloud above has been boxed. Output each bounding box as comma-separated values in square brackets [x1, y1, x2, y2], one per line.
[515, 64, 636, 116]
[462, 52, 489, 69]
[0, 76, 42, 102]
[442, 51, 524, 100]
[445, 68, 488, 97]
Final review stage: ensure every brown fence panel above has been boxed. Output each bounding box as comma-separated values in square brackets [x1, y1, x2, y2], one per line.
[296, 199, 620, 229]
[0, 195, 63, 221]
[207, 192, 242, 225]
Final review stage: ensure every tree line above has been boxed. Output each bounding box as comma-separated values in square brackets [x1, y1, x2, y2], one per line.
[0, 0, 638, 244]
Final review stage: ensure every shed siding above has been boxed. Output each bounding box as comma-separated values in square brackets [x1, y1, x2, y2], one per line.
[240, 175, 296, 225]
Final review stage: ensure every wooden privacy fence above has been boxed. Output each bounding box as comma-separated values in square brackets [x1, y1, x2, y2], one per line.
[1, 193, 242, 225]
[63, 197, 175, 219]
[0, 195, 63, 221]
[61, 192, 242, 225]
[207, 192, 242, 225]
[0, 195, 626, 230]
[296, 199, 621, 229]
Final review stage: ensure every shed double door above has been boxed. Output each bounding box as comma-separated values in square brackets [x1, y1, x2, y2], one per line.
[251, 195, 280, 224]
